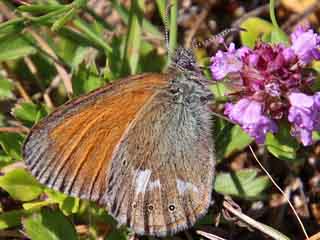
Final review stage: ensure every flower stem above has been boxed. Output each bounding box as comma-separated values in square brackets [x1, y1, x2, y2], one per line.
[269, 0, 280, 29]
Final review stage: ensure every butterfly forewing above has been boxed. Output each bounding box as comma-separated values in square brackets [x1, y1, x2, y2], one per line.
[23, 73, 168, 202]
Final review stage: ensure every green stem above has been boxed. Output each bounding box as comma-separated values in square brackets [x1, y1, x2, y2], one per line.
[269, 0, 279, 29]
[169, 0, 178, 54]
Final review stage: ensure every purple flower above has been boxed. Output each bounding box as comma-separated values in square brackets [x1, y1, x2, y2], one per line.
[224, 99, 278, 143]
[244, 116, 278, 144]
[210, 43, 246, 80]
[288, 92, 320, 146]
[210, 25, 320, 145]
[290, 25, 320, 64]
[265, 82, 281, 97]
[282, 47, 296, 63]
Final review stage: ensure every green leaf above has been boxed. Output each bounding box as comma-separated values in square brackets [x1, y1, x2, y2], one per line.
[0, 77, 14, 100]
[54, 34, 79, 65]
[270, 28, 289, 44]
[70, 46, 90, 71]
[26, 7, 68, 25]
[313, 60, 320, 73]
[240, 17, 274, 48]
[23, 208, 78, 240]
[0, 34, 37, 61]
[215, 124, 252, 159]
[51, 8, 76, 32]
[45, 189, 80, 216]
[60, 197, 80, 216]
[209, 82, 231, 102]
[214, 169, 270, 199]
[0, 18, 25, 38]
[0, 168, 43, 201]
[266, 123, 300, 161]
[313, 131, 320, 142]
[0, 209, 35, 230]
[23, 201, 54, 210]
[0, 155, 14, 168]
[12, 102, 49, 127]
[72, 64, 105, 96]
[18, 4, 65, 14]
[0, 132, 24, 160]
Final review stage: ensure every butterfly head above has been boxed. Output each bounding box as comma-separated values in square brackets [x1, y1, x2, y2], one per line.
[170, 47, 201, 74]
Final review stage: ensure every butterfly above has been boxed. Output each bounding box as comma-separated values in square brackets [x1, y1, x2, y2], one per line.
[23, 27, 216, 236]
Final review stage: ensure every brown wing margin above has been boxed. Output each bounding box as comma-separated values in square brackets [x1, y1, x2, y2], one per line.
[23, 73, 168, 202]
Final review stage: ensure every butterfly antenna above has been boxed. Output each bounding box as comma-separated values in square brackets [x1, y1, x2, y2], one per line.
[192, 27, 246, 49]
[164, 2, 172, 60]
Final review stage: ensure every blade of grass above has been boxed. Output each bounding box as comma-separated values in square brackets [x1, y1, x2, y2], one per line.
[155, 0, 166, 25]
[51, 8, 76, 32]
[24, 7, 69, 24]
[121, 0, 145, 75]
[110, 0, 162, 38]
[58, 27, 102, 49]
[168, 0, 178, 53]
[18, 4, 65, 14]
[0, 18, 25, 38]
[73, 18, 112, 54]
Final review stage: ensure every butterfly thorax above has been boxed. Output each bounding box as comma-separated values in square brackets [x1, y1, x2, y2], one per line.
[167, 47, 213, 108]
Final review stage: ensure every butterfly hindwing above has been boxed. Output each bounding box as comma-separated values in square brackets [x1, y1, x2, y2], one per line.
[23, 73, 168, 202]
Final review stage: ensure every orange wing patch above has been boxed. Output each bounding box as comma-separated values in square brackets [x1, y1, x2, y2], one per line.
[23, 73, 168, 202]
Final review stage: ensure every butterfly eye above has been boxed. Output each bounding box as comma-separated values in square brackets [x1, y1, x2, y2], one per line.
[168, 204, 175, 212]
[132, 202, 137, 208]
[200, 96, 208, 103]
[169, 87, 180, 95]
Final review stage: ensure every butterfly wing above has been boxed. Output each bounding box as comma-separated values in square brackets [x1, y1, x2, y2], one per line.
[23, 73, 168, 202]
[103, 76, 215, 236]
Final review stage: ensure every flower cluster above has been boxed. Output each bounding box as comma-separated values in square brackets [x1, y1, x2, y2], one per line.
[210, 25, 320, 146]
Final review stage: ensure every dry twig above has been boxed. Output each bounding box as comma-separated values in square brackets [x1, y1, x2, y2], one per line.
[223, 198, 290, 240]
[196, 230, 227, 240]
[249, 145, 310, 240]
[0, 126, 29, 134]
